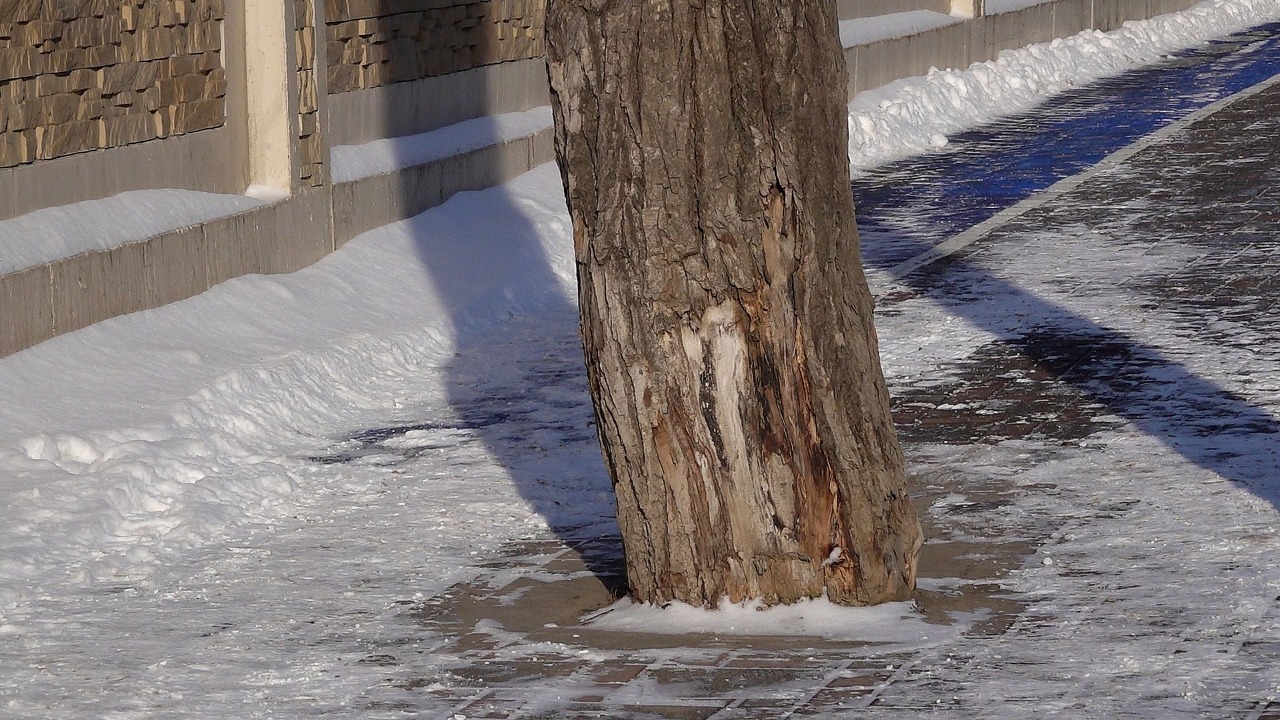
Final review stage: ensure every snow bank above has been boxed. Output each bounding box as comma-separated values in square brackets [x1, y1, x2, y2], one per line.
[847, 0, 1280, 172]
[0, 170, 578, 608]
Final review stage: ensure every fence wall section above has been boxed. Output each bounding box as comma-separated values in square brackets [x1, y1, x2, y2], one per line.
[0, 0, 1200, 357]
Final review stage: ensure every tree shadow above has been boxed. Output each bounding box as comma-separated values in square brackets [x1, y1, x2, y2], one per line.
[344, 12, 624, 586]
[883, 251, 1280, 508]
[852, 20, 1280, 508]
[406, 181, 624, 585]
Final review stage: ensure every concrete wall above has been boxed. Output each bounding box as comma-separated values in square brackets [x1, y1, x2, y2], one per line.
[0, 0, 1208, 358]
[4, 188, 335, 348]
[330, 126, 554, 245]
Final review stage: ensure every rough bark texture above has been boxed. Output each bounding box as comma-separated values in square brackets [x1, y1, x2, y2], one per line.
[545, 0, 921, 607]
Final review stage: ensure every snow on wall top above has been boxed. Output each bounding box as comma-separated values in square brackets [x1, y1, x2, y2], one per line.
[840, 11, 965, 48]
[0, 190, 264, 276]
[328, 106, 554, 184]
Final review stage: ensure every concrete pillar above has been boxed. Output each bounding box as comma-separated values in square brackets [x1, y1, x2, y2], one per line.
[241, 0, 300, 194]
[952, 0, 986, 18]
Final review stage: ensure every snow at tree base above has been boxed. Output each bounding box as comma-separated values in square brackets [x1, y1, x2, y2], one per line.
[2, 0, 1280, 716]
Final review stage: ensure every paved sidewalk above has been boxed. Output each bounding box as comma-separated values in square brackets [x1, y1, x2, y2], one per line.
[345, 26, 1280, 720]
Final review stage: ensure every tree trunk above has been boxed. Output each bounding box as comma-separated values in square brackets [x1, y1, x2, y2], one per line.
[545, 0, 921, 607]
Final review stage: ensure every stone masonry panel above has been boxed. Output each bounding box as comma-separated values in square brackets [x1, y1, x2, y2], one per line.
[296, 0, 325, 187]
[0, 0, 226, 169]
[325, 0, 545, 94]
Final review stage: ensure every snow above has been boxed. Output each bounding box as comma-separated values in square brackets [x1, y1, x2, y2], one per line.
[329, 106, 554, 183]
[0, 172, 580, 609]
[985, 0, 1054, 14]
[0, 189, 264, 275]
[1, 0, 1279, 716]
[586, 596, 976, 646]
[847, 0, 1280, 173]
[0, 169, 590, 716]
[839, 11, 964, 47]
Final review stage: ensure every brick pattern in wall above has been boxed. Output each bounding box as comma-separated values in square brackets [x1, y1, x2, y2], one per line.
[295, 0, 325, 187]
[325, 0, 545, 94]
[0, 0, 226, 169]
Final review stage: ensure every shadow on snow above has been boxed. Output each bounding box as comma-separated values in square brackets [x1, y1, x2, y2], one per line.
[315, 20, 1280, 586]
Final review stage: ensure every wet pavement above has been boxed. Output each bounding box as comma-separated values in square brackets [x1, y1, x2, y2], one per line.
[332, 22, 1280, 720]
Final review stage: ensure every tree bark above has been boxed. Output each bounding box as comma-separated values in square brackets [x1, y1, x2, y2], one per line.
[545, 0, 921, 607]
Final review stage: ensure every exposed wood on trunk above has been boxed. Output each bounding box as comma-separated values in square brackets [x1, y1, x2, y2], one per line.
[546, 0, 921, 607]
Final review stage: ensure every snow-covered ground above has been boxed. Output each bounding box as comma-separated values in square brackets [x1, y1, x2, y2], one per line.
[2, 0, 1280, 716]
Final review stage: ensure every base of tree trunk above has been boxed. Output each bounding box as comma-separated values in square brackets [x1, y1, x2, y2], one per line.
[547, 0, 922, 608]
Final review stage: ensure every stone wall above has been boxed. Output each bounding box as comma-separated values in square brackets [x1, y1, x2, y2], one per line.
[0, 0, 226, 169]
[325, 0, 545, 94]
[295, 0, 326, 187]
